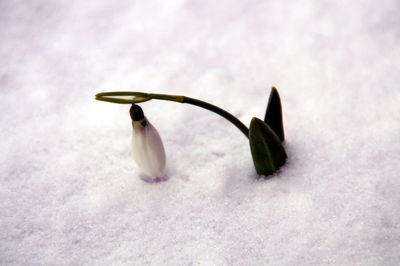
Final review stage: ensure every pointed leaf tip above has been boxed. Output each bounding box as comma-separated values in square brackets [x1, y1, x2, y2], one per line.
[264, 87, 285, 142]
[249, 117, 287, 177]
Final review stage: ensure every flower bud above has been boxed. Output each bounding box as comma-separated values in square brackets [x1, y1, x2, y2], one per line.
[130, 104, 166, 180]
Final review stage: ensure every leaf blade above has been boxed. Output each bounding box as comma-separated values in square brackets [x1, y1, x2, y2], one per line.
[264, 87, 285, 142]
[249, 117, 287, 177]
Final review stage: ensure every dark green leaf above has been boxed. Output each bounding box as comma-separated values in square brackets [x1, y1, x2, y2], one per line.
[264, 87, 285, 142]
[249, 117, 287, 176]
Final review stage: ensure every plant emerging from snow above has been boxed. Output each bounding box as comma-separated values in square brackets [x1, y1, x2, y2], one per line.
[129, 104, 166, 182]
[95, 87, 287, 180]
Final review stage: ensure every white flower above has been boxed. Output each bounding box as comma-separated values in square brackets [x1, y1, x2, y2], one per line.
[130, 105, 166, 180]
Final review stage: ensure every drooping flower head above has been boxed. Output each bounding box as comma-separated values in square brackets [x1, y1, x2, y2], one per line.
[130, 104, 166, 180]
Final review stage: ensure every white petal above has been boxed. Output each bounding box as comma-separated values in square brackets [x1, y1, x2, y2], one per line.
[132, 119, 166, 179]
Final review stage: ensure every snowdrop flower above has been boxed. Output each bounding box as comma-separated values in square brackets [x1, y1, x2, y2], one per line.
[96, 87, 287, 179]
[130, 104, 166, 180]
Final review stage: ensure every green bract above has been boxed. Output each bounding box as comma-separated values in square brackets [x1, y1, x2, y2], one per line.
[96, 92, 152, 104]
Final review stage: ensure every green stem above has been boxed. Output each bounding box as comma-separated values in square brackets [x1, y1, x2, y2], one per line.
[95, 92, 249, 138]
[183, 96, 249, 137]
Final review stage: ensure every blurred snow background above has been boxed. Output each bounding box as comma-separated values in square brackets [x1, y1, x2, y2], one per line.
[1, 0, 400, 265]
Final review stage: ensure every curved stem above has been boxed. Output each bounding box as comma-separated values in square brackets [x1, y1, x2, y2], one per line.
[96, 92, 249, 138]
[182, 96, 249, 137]
[147, 93, 249, 137]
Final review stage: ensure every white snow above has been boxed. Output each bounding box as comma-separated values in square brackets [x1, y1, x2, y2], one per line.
[1, 0, 400, 265]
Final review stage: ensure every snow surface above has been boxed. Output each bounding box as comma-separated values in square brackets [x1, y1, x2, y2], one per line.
[1, 0, 400, 265]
